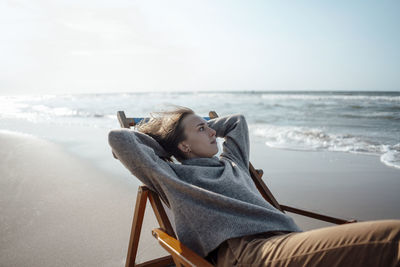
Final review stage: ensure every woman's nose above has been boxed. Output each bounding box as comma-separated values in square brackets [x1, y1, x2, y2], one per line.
[209, 127, 216, 137]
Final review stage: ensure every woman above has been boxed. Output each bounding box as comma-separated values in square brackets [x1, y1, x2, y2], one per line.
[109, 107, 400, 266]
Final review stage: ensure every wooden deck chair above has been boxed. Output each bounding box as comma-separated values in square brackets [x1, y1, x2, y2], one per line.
[116, 110, 357, 267]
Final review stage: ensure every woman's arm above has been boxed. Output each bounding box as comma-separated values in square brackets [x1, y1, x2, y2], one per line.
[108, 129, 175, 197]
[207, 114, 250, 170]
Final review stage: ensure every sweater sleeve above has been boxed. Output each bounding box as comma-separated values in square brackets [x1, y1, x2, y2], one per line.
[108, 129, 176, 202]
[207, 114, 250, 170]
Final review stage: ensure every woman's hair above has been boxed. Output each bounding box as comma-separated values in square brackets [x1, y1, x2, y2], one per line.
[135, 106, 194, 162]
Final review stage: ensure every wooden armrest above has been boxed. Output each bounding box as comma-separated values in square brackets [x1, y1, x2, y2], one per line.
[280, 204, 357, 225]
[152, 228, 213, 267]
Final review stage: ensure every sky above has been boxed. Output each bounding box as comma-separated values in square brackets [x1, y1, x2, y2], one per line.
[0, 0, 399, 95]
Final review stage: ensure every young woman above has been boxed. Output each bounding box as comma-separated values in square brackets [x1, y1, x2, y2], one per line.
[109, 107, 400, 266]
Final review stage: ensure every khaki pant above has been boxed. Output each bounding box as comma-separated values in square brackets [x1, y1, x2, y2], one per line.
[215, 220, 400, 267]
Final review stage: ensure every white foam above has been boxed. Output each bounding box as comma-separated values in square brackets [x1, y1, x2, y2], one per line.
[252, 125, 376, 152]
[380, 144, 400, 169]
[251, 124, 400, 169]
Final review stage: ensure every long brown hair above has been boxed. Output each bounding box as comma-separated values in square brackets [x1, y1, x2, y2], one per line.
[136, 106, 194, 162]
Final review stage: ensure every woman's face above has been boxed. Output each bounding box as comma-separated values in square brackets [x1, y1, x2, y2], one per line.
[178, 114, 218, 159]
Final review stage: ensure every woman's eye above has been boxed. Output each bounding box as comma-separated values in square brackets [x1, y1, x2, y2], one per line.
[199, 127, 204, 131]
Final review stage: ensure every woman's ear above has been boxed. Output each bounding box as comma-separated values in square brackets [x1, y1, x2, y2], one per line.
[178, 141, 191, 153]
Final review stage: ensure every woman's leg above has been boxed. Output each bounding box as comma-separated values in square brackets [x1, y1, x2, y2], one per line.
[217, 220, 400, 267]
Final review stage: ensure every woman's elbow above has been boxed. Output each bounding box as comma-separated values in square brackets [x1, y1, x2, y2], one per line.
[108, 129, 129, 150]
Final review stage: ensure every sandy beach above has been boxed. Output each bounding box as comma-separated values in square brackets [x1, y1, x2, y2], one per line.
[0, 131, 167, 266]
[1, 130, 399, 266]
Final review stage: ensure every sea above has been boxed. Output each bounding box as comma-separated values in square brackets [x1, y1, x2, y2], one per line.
[1, 91, 399, 170]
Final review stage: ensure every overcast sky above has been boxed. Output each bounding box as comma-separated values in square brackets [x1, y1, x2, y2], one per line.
[1, 0, 399, 95]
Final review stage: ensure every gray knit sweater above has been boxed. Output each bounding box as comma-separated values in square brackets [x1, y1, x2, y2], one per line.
[108, 114, 301, 257]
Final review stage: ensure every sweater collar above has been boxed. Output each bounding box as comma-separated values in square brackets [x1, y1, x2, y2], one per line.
[181, 156, 221, 167]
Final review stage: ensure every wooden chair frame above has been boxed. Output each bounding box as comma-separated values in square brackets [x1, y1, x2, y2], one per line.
[117, 110, 357, 267]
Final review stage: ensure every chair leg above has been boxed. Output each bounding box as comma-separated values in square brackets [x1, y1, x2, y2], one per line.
[148, 190, 176, 238]
[126, 186, 149, 267]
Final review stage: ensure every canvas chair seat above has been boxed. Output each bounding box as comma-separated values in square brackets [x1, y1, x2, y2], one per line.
[116, 110, 357, 267]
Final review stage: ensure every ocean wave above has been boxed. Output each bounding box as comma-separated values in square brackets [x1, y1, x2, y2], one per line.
[251, 124, 400, 168]
[0, 101, 108, 120]
[260, 93, 400, 102]
[340, 112, 400, 120]
[380, 144, 400, 169]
